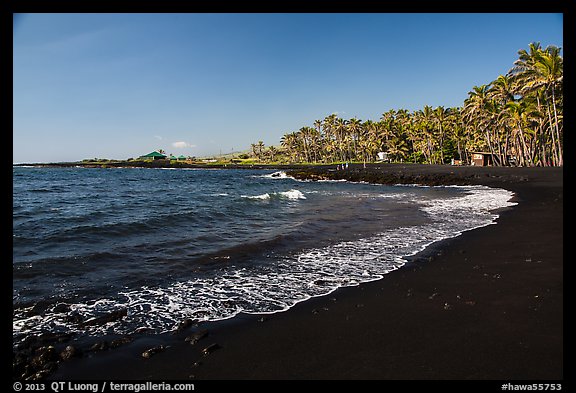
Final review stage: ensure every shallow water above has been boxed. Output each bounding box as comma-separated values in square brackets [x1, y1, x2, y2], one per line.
[13, 167, 516, 345]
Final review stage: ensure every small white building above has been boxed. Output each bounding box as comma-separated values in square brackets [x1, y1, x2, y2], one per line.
[377, 152, 388, 161]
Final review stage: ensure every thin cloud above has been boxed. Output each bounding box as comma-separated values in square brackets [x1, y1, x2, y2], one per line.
[172, 141, 195, 149]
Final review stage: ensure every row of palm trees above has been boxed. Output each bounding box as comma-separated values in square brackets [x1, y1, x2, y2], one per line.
[255, 43, 562, 167]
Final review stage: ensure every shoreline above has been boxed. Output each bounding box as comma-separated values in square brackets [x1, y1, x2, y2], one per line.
[17, 164, 562, 380]
[12, 160, 309, 171]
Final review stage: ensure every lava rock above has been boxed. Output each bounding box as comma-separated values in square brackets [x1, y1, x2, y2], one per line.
[185, 329, 209, 345]
[30, 346, 56, 369]
[142, 345, 166, 359]
[60, 345, 81, 361]
[202, 343, 220, 356]
[81, 308, 127, 327]
[65, 312, 85, 324]
[89, 341, 109, 352]
[22, 345, 59, 380]
[30, 302, 50, 316]
[174, 318, 194, 333]
[52, 303, 71, 313]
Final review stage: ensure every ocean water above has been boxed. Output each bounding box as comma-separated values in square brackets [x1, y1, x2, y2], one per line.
[13, 167, 516, 345]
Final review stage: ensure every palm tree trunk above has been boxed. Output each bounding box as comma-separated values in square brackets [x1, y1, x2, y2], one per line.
[551, 87, 563, 166]
[484, 128, 497, 166]
[518, 126, 533, 166]
[544, 100, 558, 166]
[534, 96, 548, 166]
[493, 129, 503, 166]
[540, 129, 547, 166]
[503, 130, 510, 166]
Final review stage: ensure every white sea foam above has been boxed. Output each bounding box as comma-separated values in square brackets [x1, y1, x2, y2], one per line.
[243, 193, 271, 200]
[256, 171, 294, 180]
[12, 184, 516, 341]
[242, 189, 306, 200]
[279, 189, 306, 200]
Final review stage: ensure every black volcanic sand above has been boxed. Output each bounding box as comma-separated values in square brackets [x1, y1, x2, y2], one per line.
[46, 164, 562, 380]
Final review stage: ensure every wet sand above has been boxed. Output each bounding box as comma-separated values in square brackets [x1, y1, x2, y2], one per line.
[50, 164, 563, 380]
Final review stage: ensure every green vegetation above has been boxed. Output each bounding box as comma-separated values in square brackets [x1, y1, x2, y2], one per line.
[82, 158, 124, 165]
[254, 42, 563, 167]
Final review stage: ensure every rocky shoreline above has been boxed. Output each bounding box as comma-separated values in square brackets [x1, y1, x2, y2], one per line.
[13, 308, 221, 380]
[286, 162, 540, 187]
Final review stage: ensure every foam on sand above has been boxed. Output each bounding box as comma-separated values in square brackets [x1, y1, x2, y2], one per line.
[12, 184, 516, 342]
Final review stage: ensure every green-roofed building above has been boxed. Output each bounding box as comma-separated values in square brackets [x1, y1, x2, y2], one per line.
[139, 151, 167, 160]
[177, 155, 187, 161]
[168, 155, 177, 160]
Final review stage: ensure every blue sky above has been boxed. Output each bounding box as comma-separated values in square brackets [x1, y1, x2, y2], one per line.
[13, 13, 563, 163]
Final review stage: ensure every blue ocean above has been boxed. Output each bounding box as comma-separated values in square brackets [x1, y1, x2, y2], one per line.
[13, 167, 516, 346]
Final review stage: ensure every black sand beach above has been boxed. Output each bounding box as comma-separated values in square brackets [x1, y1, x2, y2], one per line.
[45, 164, 562, 380]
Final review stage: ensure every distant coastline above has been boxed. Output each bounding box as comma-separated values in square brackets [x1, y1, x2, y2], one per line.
[12, 159, 302, 170]
[13, 160, 559, 188]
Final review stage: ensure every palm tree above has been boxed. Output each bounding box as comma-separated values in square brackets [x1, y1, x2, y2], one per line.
[251, 141, 266, 161]
[281, 133, 299, 163]
[387, 134, 410, 162]
[487, 75, 515, 165]
[322, 114, 338, 162]
[533, 45, 563, 165]
[510, 42, 563, 165]
[257, 141, 265, 161]
[362, 120, 381, 164]
[334, 118, 348, 162]
[415, 105, 436, 164]
[451, 114, 468, 163]
[433, 106, 448, 164]
[256, 43, 561, 168]
[250, 143, 258, 160]
[499, 100, 540, 166]
[267, 146, 278, 162]
[313, 119, 323, 135]
[462, 84, 506, 164]
[347, 117, 363, 160]
[380, 110, 397, 147]
[489, 74, 515, 105]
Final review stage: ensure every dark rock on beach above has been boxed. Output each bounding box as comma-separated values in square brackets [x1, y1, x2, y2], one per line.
[64, 312, 85, 324]
[89, 341, 109, 352]
[174, 318, 195, 333]
[142, 345, 166, 359]
[28, 346, 58, 379]
[59, 345, 81, 361]
[201, 343, 220, 356]
[52, 303, 71, 313]
[13, 332, 77, 380]
[81, 308, 127, 327]
[185, 329, 209, 345]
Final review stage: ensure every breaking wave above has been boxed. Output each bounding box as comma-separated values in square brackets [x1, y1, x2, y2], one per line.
[242, 189, 306, 200]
